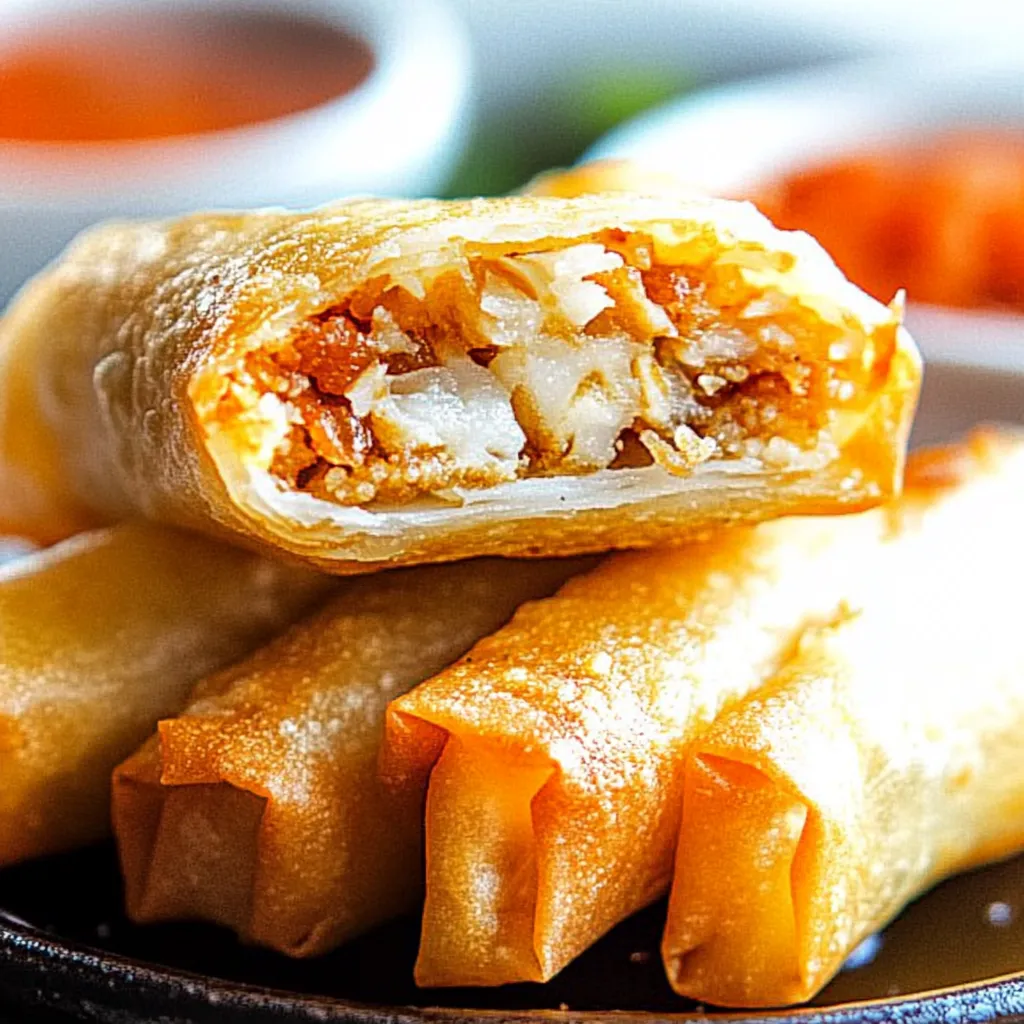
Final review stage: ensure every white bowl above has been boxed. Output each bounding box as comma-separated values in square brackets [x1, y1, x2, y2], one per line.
[587, 47, 1024, 195]
[587, 48, 1024, 372]
[0, 0, 471, 306]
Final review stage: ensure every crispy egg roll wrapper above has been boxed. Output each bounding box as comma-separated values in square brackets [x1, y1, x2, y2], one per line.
[523, 161, 705, 199]
[663, 432, 1024, 1007]
[0, 194, 918, 568]
[381, 488, 947, 987]
[113, 558, 584, 956]
[0, 523, 328, 868]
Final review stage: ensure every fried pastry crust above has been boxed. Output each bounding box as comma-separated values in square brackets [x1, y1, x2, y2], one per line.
[113, 557, 584, 955]
[0, 523, 327, 867]
[0, 194, 918, 571]
[663, 431, 1024, 1007]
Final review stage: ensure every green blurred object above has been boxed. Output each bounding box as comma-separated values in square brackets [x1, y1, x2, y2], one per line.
[443, 65, 693, 198]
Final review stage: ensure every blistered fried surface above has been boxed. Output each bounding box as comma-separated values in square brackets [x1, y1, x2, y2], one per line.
[382, 431, 1018, 988]
[0, 193, 918, 570]
[383, 506, 910, 985]
[663, 432, 1024, 1007]
[113, 557, 583, 956]
[0, 523, 327, 867]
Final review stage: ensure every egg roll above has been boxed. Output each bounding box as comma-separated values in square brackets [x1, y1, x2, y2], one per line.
[662, 431, 1024, 1008]
[112, 557, 583, 956]
[0, 194, 919, 568]
[0, 523, 328, 868]
[523, 161, 703, 199]
[380, 485, 943, 987]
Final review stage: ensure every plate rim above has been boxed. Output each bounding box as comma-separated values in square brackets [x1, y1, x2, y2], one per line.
[4, 911, 1024, 1024]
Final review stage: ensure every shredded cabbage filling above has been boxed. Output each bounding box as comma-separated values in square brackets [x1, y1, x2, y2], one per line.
[229, 231, 891, 507]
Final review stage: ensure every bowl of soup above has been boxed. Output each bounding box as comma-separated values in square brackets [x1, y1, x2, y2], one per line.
[0, 0, 471, 305]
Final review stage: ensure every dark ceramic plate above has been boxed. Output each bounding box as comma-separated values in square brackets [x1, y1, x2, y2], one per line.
[2, 361, 1023, 1024]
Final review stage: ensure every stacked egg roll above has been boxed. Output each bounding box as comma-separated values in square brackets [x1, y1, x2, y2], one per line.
[0, 522, 327, 868]
[663, 432, 1024, 1007]
[524, 161, 702, 199]
[0, 194, 918, 569]
[113, 557, 584, 955]
[381, 497, 919, 986]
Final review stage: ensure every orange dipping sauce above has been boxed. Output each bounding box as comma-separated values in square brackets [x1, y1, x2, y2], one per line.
[758, 132, 1024, 313]
[0, 10, 374, 143]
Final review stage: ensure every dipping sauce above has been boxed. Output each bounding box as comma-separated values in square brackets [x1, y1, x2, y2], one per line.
[0, 10, 374, 143]
[758, 132, 1024, 312]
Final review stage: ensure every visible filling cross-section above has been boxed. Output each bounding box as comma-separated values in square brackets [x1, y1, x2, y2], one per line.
[218, 229, 892, 507]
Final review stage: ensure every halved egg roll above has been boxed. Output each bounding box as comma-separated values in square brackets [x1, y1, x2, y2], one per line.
[0, 523, 327, 868]
[662, 431, 1024, 1008]
[0, 194, 919, 568]
[112, 557, 583, 956]
[381, 494, 930, 987]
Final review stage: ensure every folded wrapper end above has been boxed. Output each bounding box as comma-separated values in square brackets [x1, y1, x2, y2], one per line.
[113, 736, 168, 925]
[662, 434, 1024, 1009]
[381, 709, 555, 985]
[662, 613, 923, 1009]
[114, 700, 426, 958]
[113, 735, 268, 940]
[419, 736, 553, 986]
[114, 558, 586, 958]
[378, 513, 917, 989]
[662, 752, 812, 1008]
[0, 523, 329, 868]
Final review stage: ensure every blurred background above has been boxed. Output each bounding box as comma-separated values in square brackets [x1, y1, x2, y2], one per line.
[443, 0, 1020, 196]
[1, 0, 1023, 367]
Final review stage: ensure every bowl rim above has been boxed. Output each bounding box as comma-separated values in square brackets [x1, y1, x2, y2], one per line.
[0, 0, 471, 206]
[585, 45, 1024, 195]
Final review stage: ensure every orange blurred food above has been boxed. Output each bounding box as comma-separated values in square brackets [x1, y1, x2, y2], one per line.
[524, 160, 705, 199]
[758, 132, 1024, 312]
[0, 10, 373, 143]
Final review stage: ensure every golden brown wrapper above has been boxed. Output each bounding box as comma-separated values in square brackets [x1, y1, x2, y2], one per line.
[0, 523, 328, 868]
[380, 481, 953, 987]
[663, 431, 1024, 1008]
[112, 557, 584, 956]
[0, 194, 918, 570]
[523, 160, 705, 199]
